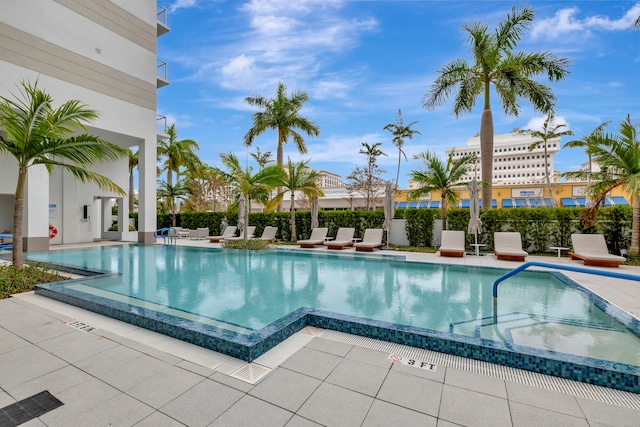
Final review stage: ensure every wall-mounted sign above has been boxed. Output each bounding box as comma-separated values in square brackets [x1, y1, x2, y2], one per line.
[48, 204, 57, 218]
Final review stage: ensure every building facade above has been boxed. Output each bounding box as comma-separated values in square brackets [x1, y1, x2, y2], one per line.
[0, 0, 167, 249]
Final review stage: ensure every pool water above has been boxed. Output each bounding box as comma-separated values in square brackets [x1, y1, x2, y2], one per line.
[26, 244, 640, 368]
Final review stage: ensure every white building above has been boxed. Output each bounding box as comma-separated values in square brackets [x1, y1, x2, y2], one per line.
[446, 129, 561, 186]
[0, 0, 167, 250]
[318, 170, 345, 188]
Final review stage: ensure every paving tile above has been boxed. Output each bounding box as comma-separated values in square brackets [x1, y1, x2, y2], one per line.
[126, 364, 204, 408]
[280, 347, 342, 380]
[66, 393, 154, 426]
[284, 415, 322, 427]
[18, 418, 47, 427]
[438, 384, 511, 427]
[73, 344, 142, 377]
[134, 411, 187, 426]
[305, 337, 353, 357]
[2, 313, 72, 343]
[160, 379, 244, 426]
[7, 365, 92, 401]
[177, 360, 216, 378]
[0, 345, 68, 389]
[505, 381, 583, 417]
[0, 328, 29, 355]
[0, 390, 15, 407]
[576, 397, 640, 427]
[362, 399, 437, 427]
[325, 357, 388, 397]
[209, 372, 254, 393]
[345, 345, 393, 369]
[444, 367, 507, 398]
[436, 421, 464, 427]
[297, 382, 374, 427]
[96, 353, 171, 391]
[389, 358, 446, 383]
[209, 394, 293, 427]
[376, 370, 443, 417]
[38, 329, 118, 364]
[249, 367, 321, 412]
[510, 401, 588, 427]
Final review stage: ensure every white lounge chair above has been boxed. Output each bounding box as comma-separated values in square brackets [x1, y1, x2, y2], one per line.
[226, 226, 256, 241]
[570, 234, 626, 267]
[439, 230, 466, 257]
[494, 232, 528, 261]
[190, 227, 210, 240]
[259, 226, 278, 242]
[354, 228, 384, 252]
[323, 227, 355, 250]
[209, 226, 237, 243]
[298, 227, 328, 248]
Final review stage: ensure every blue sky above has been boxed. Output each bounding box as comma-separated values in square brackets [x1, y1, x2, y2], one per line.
[158, 0, 640, 187]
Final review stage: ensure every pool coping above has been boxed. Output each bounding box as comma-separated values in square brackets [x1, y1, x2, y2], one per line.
[33, 246, 640, 394]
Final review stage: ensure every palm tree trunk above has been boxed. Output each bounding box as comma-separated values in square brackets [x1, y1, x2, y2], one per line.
[395, 153, 401, 193]
[290, 195, 296, 241]
[12, 166, 26, 269]
[129, 172, 135, 212]
[631, 195, 640, 257]
[544, 144, 556, 207]
[440, 195, 447, 231]
[480, 108, 494, 209]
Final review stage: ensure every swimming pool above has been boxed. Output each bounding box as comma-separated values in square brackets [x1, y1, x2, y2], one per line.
[29, 245, 640, 392]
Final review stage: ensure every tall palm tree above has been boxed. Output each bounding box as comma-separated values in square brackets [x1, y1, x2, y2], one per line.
[157, 124, 201, 187]
[563, 121, 611, 207]
[183, 163, 226, 212]
[128, 149, 138, 213]
[521, 113, 573, 206]
[157, 179, 191, 227]
[273, 158, 323, 241]
[383, 109, 421, 192]
[565, 115, 639, 257]
[243, 82, 320, 167]
[250, 146, 274, 170]
[0, 80, 127, 269]
[408, 150, 477, 230]
[422, 5, 571, 209]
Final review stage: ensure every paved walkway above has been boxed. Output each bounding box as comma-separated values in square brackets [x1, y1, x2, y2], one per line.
[0, 242, 639, 426]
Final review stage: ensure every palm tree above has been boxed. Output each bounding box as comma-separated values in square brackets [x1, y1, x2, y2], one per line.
[408, 150, 477, 230]
[565, 115, 639, 257]
[521, 113, 573, 206]
[243, 82, 320, 167]
[128, 149, 138, 213]
[157, 179, 191, 227]
[358, 142, 387, 210]
[0, 80, 127, 269]
[215, 152, 286, 212]
[422, 5, 571, 209]
[273, 158, 323, 241]
[157, 124, 201, 187]
[383, 109, 421, 192]
[182, 163, 226, 212]
[250, 146, 274, 170]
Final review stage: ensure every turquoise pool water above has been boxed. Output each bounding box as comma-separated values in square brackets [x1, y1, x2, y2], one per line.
[26, 244, 640, 368]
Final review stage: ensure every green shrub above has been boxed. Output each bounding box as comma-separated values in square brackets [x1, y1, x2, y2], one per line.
[222, 238, 271, 250]
[0, 262, 68, 299]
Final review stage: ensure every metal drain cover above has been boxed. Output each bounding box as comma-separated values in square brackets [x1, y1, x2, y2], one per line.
[0, 390, 63, 426]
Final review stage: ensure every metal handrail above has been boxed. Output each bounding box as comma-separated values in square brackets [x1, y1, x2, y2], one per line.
[154, 227, 176, 245]
[493, 261, 640, 299]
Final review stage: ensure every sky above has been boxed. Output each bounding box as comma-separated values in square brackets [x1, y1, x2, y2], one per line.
[157, 0, 640, 188]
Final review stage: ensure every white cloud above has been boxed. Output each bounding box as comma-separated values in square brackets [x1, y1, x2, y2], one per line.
[300, 133, 384, 165]
[220, 55, 259, 89]
[531, 3, 640, 40]
[522, 115, 570, 132]
[168, 0, 197, 13]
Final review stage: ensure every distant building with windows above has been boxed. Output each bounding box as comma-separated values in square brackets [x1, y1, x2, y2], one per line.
[318, 170, 345, 188]
[446, 129, 561, 186]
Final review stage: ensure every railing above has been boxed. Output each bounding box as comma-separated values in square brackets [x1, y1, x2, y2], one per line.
[157, 59, 167, 80]
[157, 4, 167, 26]
[154, 228, 176, 245]
[156, 114, 167, 134]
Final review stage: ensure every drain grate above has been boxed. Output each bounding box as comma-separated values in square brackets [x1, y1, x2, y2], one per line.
[229, 363, 272, 384]
[0, 390, 63, 426]
[63, 319, 95, 332]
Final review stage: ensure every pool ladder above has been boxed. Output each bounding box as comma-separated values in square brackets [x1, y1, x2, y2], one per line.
[154, 227, 177, 245]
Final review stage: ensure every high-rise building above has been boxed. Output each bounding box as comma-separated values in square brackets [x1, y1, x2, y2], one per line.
[0, 1, 168, 249]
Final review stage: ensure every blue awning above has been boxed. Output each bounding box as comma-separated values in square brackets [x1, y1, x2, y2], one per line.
[460, 199, 470, 209]
[502, 199, 513, 208]
[610, 196, 629, 206]
[396, 202, 408, 209]
[561, 198, 576, 207]
[575, 197, 586, 207]
[543, 198, 553, 207]
[429, 200, 440, 208]
[478, 199, 497, 208]
[514, 199, 528, 208]
[408, 202, 419, 208]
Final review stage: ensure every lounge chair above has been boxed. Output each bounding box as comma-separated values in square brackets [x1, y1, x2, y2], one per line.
[209, 226, 237, 243]
[570, 234, 626, 267]
[190, 227, 210, 240]
[258, 226, 278, 242]
[323, 227, 355, 250]
[0, 243, 12, 252]
[439, 230, 466, 257]
[494, 232, 528, 261]
[226, 226, 256, 241]
[354, 228, 385, 252]
[298, 227, 328, 248]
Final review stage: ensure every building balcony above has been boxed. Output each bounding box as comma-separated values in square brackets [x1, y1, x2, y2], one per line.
[157, 59, 169, 88]
[157, 4, 170, 37]
[157, 114, 169, 141]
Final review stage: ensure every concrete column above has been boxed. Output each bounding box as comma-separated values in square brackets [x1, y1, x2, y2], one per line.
[138, 137, 157, 243]
[23, 165, 49, 251]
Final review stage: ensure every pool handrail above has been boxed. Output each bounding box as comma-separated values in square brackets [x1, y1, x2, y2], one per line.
[153, 227, 177, 245]
[493, 261, 640, 299]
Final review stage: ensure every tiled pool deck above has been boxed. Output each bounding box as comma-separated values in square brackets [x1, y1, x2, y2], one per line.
[1, 240, 639, 426]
